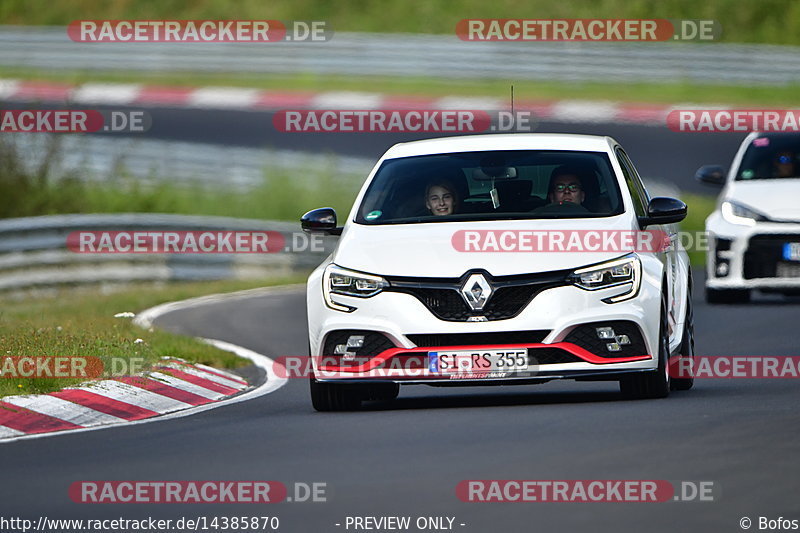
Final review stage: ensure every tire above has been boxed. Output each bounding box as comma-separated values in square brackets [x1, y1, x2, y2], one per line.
[705, 287, 750, 304]
[671, 288, 695, 391]
[620, 291, 670, 399]
[310, 377, 363, 411]
[308, 342, 363, 411]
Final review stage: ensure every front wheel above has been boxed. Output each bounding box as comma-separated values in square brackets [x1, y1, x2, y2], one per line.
[620, 292, 670, 399]
[671, 288, 695, 391]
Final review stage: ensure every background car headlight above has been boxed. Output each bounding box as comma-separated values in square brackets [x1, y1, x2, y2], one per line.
[323, 264, 388, 312]
[721, 201, 768, 225]
[569, 254, 642, 303]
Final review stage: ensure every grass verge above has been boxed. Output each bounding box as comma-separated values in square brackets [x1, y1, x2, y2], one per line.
[4, 0, 800, 46]
[0, 275, 307, 398]
[679, 192, 717, 266]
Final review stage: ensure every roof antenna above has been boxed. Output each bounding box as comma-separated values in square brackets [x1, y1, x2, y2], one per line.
[510, 84, 515, 119]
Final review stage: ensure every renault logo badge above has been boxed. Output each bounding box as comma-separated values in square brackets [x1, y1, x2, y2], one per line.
[460, 273, 493, 311]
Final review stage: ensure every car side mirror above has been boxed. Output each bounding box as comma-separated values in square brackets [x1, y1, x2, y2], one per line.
[301, 207, 342, 235]
[639, 197, 687, 228]
[695, 165, 726, 186]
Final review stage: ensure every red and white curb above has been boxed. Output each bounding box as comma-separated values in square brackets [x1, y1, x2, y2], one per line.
[0, 78, 672, 125]
[0, 286, 295, 443]
[0, 360, 248, 439]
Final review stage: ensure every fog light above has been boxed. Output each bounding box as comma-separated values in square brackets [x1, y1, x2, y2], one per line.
[346, 335, 365, 348]
[615, 334, 631, 345]
[606, 342, 622, 352]
[716, 261, 729, 277]
[596, 327, 615, 339]
[334, 344, 348, 355]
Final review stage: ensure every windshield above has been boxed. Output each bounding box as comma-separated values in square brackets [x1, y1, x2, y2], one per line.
[355, 150, 624, 225]
[736, 134, 800, 180]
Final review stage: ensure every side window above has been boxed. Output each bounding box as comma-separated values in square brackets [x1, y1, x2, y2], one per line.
[615, 148, 648, 217]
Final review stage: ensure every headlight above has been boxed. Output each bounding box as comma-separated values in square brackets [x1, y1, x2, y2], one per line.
[568, 254, 641, 303]
[721, 201, 768, 226]
[323, 264, 388, 312]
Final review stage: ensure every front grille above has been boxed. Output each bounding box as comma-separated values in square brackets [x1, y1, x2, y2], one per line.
[529, 348, 584, 365]
[401, 288, 472, 321]
[407, 330, 549, 347]
[564, 321, 647, 358]
[486, 285, 543, 320]
[386, 270, 569, 322]
[323, 330, 395, 357]
[744, 234, 800, 279]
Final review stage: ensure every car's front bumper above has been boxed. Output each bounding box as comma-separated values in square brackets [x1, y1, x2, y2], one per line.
[306, 260, 664, 384]
[706, 212, 800, 290]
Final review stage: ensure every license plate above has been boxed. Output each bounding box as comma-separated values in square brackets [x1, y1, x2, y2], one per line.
[429, 349, 528, 374]
[783, 242, 800, 262]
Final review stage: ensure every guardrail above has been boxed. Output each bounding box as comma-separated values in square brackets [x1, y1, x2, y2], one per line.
[1, 26, 799, 86]
[0, 214, 335, 292]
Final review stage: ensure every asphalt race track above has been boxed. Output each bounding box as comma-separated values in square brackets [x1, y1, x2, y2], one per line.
[1, 270, 799, 532]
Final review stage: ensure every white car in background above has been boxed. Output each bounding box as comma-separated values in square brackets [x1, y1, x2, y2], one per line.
[302, 134, 693, 411]
[697, 132, 800, 303]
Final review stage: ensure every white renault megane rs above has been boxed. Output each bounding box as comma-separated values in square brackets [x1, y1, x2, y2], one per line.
[302, 134, 693, 411]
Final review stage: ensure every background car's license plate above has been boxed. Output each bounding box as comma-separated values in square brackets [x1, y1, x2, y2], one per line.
[783, 242, 800, 262]
[429, 349, 528, 374]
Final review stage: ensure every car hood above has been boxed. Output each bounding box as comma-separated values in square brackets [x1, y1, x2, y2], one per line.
[726, 179, 800, 222]
[333, 216, 637, 277]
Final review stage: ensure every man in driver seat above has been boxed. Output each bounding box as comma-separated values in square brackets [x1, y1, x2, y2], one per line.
[548, 165, 587, 206]
[530, 165, 592, 215]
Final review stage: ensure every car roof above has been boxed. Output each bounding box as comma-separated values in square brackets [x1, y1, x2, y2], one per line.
[382, 133, 617, 159]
